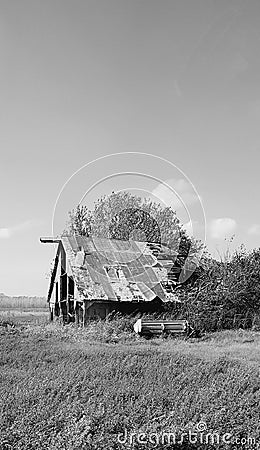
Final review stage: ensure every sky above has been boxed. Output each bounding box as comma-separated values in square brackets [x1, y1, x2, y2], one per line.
[1, 0, 260, 296]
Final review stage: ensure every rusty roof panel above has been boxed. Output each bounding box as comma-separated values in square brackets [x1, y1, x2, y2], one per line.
[136, 282, 156, 301]
[67, 236, 79, 253]
[100, 279, 118, 300]
[143, 267, 159, 283]
[121, 265, 132, 279]
[151, 283, 166, 300]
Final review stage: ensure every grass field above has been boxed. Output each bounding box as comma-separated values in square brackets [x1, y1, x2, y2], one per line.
[0, 321, 259, 449]
[0, 309, 49, 325]
[0, 295, 48, 325]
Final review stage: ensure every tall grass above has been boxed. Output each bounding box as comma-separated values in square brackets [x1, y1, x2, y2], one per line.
[0, 322, 259, 449]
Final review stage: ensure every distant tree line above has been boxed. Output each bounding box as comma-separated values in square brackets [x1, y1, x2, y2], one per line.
[0, 295, 47, 309]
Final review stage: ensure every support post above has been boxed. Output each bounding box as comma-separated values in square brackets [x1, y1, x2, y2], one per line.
[60, 275, 68, 324]
[83, 301, 86, 327]
[66, 274, 70, 323]
[75, 302, 80, 326]
[49, 305, 54, 322]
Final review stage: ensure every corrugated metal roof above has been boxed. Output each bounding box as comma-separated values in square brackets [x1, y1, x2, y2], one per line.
[62, 236, 180, 303]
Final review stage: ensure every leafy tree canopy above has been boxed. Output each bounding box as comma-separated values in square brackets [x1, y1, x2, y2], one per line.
[64, 191, 205, 265]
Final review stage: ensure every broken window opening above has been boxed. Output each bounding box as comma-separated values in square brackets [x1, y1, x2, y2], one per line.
[105, 266, 126, 280]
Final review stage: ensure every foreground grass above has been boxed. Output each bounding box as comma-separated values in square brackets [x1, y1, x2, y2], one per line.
[0, 322, 259, 449]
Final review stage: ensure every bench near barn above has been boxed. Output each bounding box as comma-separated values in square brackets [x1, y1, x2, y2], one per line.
[133, 319, 194, 337]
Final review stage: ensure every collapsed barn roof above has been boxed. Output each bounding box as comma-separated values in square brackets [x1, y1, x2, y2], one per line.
[41, 236, 198, 303]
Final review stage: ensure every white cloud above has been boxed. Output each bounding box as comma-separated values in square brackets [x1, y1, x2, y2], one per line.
[210, 218, 237, 239]
[248, 224, 260, 236]
[152, 178, 200, 211]
[0, 228, 11, 239]
[182, 220, 198, 236]
[0, 220, 36, 239]
[182, 220, 193, 236]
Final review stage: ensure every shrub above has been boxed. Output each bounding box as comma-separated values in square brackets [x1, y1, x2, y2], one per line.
[174, 246, 260, 333]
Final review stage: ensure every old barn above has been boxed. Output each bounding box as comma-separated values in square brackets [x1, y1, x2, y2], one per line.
[40, 235, 186, 325]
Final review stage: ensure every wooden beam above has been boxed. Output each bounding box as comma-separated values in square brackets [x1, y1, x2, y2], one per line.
[46, 241, 64, 304]
[40, 237, 61, 244]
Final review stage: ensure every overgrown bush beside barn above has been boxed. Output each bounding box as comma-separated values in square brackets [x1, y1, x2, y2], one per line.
[175, 246, 260, 332]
